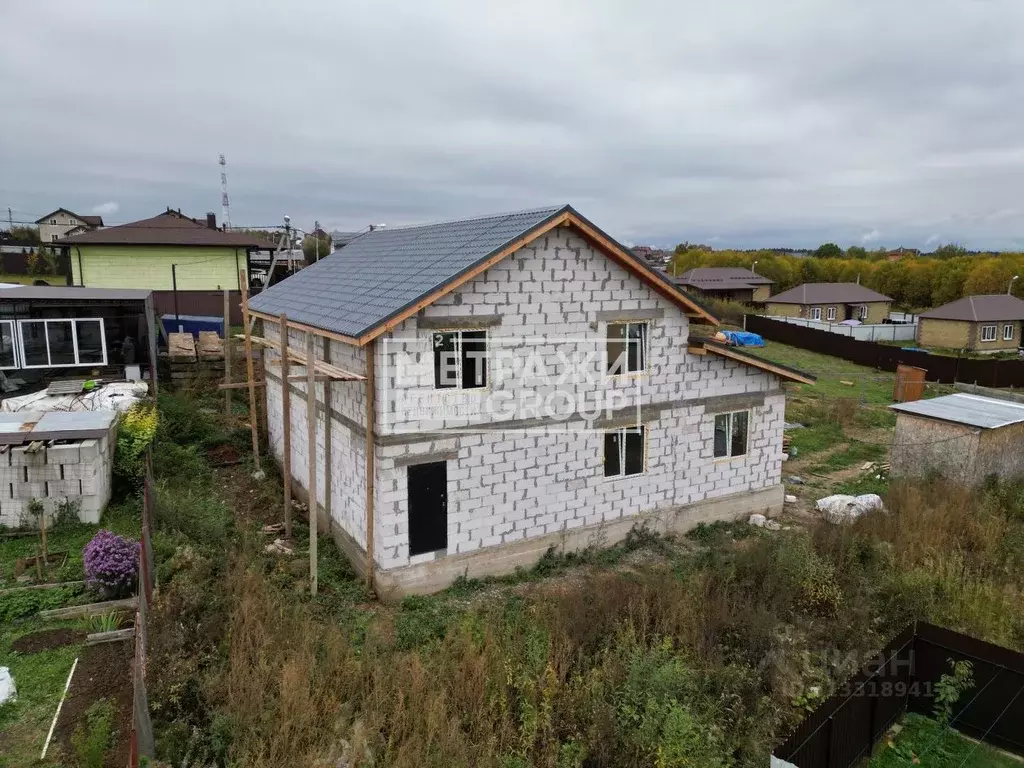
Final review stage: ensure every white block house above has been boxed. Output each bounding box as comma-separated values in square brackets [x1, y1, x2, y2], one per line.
[248, 205, 813, 594]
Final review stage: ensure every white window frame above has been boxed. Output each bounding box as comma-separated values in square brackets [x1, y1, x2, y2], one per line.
[858, 305, 869, 321]
[826, 306, 836, 321]
[980, 324, 997, 342]
[604, 425, 646, 478]
[713, 410, 749, 459]
[0, 320, 19, 370]
[1003, 324, 1015, 341]
[809, 307, 822, 321]
[606, 321, 649, 375]
[431, 329, 487, 390]
[17, 318, 107, 369]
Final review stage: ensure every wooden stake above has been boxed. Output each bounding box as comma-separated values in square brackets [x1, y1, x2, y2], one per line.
[280, 314, 292, 540]
[323, 338, 333, 526]
[306, 331, 318, 596]
[365, 338, 376, 592]
[39, 505, 48, 580]
[223, 288, 232, 416]
[239, 271, 261, 474]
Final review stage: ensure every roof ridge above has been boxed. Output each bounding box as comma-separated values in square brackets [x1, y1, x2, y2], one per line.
[367, 205, 567, 233]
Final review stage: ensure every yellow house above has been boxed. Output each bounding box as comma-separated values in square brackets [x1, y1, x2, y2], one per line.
[763, 283, 892, 324]
[917, 295, 1024, 352]
[58, 210, 274, 322]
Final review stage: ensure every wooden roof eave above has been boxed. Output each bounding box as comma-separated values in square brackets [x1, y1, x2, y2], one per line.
[690, 341, 817, 386]
[238, 334, 365, 381]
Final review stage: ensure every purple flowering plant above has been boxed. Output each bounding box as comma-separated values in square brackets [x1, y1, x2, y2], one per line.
[83, 529, 140, 598]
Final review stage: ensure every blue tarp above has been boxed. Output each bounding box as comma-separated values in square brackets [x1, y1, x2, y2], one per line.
[722, 331, 765, 347]
[161, 314, 225, 338]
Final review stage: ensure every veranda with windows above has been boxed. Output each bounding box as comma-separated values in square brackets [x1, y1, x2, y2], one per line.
[0, 286, 157, 393]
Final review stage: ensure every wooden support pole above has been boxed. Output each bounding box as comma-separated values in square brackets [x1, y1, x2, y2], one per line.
[239, 271, 261, 475]
[365, 338, 376, 592]
[306, 331, 318, 596]
[223, 288, 232, 415]
[280, 314, 292, 540]
[323, 338, 333, 526]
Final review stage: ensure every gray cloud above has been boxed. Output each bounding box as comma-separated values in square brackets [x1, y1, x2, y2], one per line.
[2, 0, 1024, 250]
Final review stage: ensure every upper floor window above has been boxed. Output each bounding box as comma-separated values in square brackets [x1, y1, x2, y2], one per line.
[826, 307, 836, 321]
[1004, 324, 1015, 341]
[433, 330, 486, 389]
[981, 325, 997, 342]
[604, 426, 645, 477]
[49, 218, 56, 225]
[809, 307, 822, 321]
[713, 410, 749, 459]
[606, 321, 647, 375]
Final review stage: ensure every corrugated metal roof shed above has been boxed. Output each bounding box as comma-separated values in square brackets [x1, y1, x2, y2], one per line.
[889, 393, 1024, 429]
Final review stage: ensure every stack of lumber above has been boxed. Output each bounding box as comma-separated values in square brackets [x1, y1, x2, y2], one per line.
[168, 332, 196, 360]
[197, 331, 224, 361]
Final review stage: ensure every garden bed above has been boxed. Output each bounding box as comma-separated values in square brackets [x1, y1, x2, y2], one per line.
[869, 713, 1022, 767]
[11, 627, 86, 654]
[50, 639, 133, 768]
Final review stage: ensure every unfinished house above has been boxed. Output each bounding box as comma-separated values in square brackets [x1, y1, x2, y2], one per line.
[890, 393, 1024, 485]
[247, 205, 814, 594]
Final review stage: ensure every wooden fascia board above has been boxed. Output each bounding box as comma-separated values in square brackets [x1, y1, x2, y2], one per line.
[563, 212, 720, 327]
[703, 344, 816, 385]
[248, 309, 361, 346]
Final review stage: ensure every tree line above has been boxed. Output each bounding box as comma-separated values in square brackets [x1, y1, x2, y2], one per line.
[668, 243, 1024, 309]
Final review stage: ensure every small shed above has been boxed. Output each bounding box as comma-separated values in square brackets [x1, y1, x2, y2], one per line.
[0, 286, 157, 393]
[890, 393, 1024, 485]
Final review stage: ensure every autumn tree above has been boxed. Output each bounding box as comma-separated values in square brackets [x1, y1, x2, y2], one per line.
[814, 242, 843, 259]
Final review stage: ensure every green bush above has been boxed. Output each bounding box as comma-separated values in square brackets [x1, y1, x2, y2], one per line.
[113, 403, 158, 487]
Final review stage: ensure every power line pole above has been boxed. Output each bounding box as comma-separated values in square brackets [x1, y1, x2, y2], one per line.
[7, 208, 12, 230]
[314, 220, 320, 263]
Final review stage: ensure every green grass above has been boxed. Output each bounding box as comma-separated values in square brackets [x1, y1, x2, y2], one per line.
[0, 273, 64, 286]
[786, 422, 844, 457]
[869, 713, 1021, 768]
[809, 441, 887, 473]
[0, 619, 83, 768]
[748, 341, 896, 403]
[0, 502, 141, 588]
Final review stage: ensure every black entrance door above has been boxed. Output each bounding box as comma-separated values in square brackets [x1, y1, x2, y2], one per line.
[407, 461, 448, 556]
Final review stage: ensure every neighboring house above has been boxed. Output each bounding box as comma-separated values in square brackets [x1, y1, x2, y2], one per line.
[916, 295, 1024, 352]
[35, 208, 104, 243]
[764, 283, 892, 324]
[672, 268, 774, 303]
[890, 394, 1024, 485]
[0, 286, 156, 392]
[248, 204, 814, 594]
[57, 209, 275, 324]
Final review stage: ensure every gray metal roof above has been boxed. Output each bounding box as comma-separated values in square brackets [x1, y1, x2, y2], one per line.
[890, 393, 1024, 429]
[248, 205, 568, 338]
[767, 283, 892, 305]
[920, 294, 1024, 322]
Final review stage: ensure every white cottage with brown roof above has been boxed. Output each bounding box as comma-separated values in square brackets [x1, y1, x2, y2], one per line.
[248, 205, 814, 594]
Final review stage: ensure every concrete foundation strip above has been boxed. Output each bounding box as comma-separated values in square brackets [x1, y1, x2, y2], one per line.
[40, 656, 78, 760]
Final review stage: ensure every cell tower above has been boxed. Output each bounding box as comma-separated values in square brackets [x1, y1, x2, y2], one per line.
[219, 153, 232, 230]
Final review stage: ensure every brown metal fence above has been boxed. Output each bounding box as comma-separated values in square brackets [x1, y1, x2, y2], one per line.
[774, 622, 1024, 767]
[745, 314, 1024, 388]
[130, 450, 156, 766]
[152, 289, 242, 325]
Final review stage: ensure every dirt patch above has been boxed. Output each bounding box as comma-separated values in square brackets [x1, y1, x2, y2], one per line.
[52, 639, 133, 768]
[10, 627, 86, 654]
[207, 443, 242, 466]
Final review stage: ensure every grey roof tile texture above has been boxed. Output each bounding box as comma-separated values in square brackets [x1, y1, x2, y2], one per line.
[248, 206, 566, 338]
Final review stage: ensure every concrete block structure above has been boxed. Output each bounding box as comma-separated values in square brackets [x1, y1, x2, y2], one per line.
[249, 205, 814, 595]
[0, 434, 114, 527]
[890, 393, 1024, 486]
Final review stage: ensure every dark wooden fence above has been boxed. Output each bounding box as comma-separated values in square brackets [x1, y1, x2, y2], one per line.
[746, 314, 1024, 388]
[152, 289, 242, 325]
[774, 622, 1024, 767]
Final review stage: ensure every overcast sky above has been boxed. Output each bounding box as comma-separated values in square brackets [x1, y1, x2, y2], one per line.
[2, 0, 1023, 250]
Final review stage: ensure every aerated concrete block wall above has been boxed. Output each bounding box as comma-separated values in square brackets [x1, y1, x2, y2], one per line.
[262, 225, 788, 589]
[0, 434, 114, 528]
